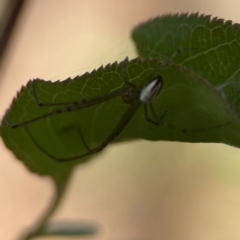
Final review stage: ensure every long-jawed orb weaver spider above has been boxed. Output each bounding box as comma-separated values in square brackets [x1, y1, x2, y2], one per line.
[4, 50, 199, 162]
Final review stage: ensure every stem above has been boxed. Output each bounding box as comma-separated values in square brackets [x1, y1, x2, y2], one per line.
[18, 169, 73, 240]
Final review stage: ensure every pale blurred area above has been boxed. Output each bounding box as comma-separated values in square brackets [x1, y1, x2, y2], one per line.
[1, 1, 240, 240]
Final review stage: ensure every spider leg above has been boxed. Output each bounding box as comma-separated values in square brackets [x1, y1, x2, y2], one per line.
[144, 103, 231, 134]
[33, 58, 137, 108]
[148, 47, 199, 80]
[144, 103, 192, 133]
[32, 80, 77, 107]
[25, 103, 140, 162]
[119, 57, 136, 87]
[78, 127, 91, 151]
[144, 104, 167, 125]
[24, 125, 57, 160]
[5, 87, 128, 128]
[160, 47, 199, 68]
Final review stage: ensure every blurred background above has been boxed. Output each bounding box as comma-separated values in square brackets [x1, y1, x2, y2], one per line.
[1, 0, 240, 239]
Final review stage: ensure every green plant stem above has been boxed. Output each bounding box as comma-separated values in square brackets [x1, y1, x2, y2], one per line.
[19, 169, 73, 240]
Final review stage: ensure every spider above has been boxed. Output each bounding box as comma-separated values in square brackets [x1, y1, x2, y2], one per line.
[5, 50, 203, 162]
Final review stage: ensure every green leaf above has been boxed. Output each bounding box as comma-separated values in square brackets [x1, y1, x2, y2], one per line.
[2, 13, 240, 176]
[132, 13, 240, 123]
[1, 56, 239, 175]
